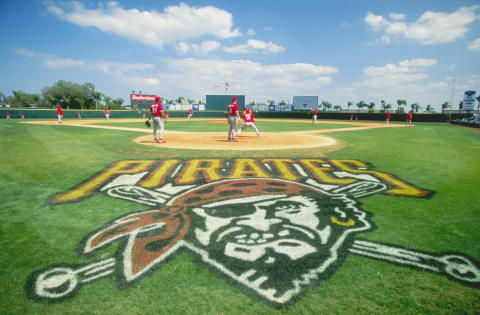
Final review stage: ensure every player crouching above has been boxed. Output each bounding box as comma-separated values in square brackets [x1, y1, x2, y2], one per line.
[237, 108, 260, 136]
[149, 96, 167, 143]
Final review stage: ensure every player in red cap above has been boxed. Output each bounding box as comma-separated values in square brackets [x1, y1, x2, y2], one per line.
[385, 110, 391, 127]
[56, 105, 63, 124]
[227, 96, 241, 141]
[237, 108, 260, 136]
[312, 107, 318, 126]
[149, 96, 167, 143]
[6, 111, 11, 119]
[187, 108, 193, 120]
[406, 110, 412, 127]
[105, 108, 110, 120]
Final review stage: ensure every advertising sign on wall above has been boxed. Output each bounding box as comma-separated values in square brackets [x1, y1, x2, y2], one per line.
[293, 96, 318, 110]
[463, 90, 476, 111]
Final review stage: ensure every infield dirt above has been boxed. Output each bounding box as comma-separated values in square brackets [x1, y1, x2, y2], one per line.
[25, 118, 404, 151]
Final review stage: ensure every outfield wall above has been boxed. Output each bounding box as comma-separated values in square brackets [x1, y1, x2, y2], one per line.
[0, 109, 473, 122]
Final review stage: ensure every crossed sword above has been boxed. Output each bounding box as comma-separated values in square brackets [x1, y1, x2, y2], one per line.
[32, 181, 480, 300]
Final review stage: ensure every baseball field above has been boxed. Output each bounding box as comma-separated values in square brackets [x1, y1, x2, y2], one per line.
[1, 117, 479, 314]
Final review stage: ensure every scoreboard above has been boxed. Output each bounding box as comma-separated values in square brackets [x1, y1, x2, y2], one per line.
[206, 95, 245, 111]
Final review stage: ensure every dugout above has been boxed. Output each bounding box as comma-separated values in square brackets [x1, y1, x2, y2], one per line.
[206, 95, 245, 111]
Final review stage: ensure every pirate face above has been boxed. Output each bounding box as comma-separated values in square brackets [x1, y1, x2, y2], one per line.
[191, 194, 349, 263]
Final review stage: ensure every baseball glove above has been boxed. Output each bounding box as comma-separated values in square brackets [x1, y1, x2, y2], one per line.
[145, 120, 151, 128]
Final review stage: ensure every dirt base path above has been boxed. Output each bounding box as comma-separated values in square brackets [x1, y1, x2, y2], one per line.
[24, 118, 405, 151]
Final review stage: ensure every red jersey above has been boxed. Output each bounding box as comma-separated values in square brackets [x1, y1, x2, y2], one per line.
[150, 102, 163, 117]
[6, 112, 10, 116]
[386, 112, 391, 119]
[165, 110, 169, 116]
[407, 112, 412, 120]
[105, 109, 109, 114]
[188, 109, 193, 115]
[56, 107, 63, 115]
[227, 103, 239, 116]
[242, 112, 255, 123]
[313, 108, 317, 115]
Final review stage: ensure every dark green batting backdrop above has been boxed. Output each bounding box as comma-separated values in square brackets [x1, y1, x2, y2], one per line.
[206, 95, 245, 111]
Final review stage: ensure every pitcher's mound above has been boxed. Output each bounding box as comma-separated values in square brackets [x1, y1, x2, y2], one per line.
[134, 131, 339, 151]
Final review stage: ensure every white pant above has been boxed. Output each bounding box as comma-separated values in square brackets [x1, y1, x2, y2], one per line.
[152, 116, 164, 139]
[57, 115, 62, 123]
[106, 114, 110, 120]
[238, 122, 259, 135]
[228, 116, 237, 139]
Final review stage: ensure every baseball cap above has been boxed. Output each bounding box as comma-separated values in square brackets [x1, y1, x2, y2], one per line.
[155, 96, 161, 101]
[232, 96, 237, 102]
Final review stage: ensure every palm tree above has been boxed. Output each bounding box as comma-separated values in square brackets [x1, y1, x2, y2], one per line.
[103, 96, 111, 108]
[267, 100, 274, 105]
[425, 105, 434, 113]
[385, 103, 392, 111]
[441, 101, 451, 113]
[397, 99, 407, 112]
[368, 102, 375, 112]
[411, 103, 421, 113]
[347, 101, 353, 111]
[333, 105, 342, 111]
[176, 96, 185, 104]
[380, 100, 386, 112]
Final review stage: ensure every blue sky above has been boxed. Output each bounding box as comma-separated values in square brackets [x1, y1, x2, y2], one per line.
[1, 0, 479, 110]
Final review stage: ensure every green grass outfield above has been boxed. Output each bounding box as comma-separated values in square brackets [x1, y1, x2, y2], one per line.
[0, 118, 479, 314]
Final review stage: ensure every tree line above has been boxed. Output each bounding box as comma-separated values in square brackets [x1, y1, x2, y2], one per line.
[0, 80, 125, 109]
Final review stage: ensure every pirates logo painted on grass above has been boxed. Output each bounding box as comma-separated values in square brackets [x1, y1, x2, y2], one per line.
[27, 159, 480, 307]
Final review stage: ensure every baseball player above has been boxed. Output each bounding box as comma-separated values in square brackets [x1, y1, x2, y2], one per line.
[165, 110, 169, 119]
[237, 108, 260, 136]
[312, 107, 318, 126]
[386, 110, 391, 127]
[77, 111, 81, 119]
[56, 105, 63, 124]
[105, 108, 110, 120]
[20, 112, 24, 119]
[149, 96, 167, 143]
[187, 108, 193, 120]
[406, 110, 412, 127]
[6, 111, 10, 119]
[227, 96, 240, 142]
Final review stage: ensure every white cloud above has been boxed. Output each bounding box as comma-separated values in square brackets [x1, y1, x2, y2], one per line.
[46, 2, 241, 50]
[94, 61, 155, 75]
[42, 57, 86, 69]
[264, 26, 273, 31]
[389, 13, 405, 20]
[365, 6, 480, 45]
[247, 28, 256, 36]
[175, 40, 221, 55]
[121, 58, 338, 101]
[468, 38, 480, 51]
[365, 12, 389, 31]
[224, 39, 285, 54]
[363, 58, 437, 77]
[381, 35, 391, 44]
[10, 47, 35, 57]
